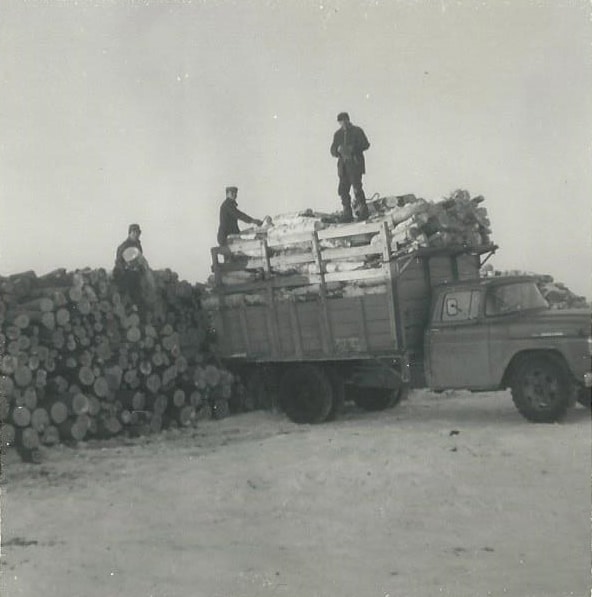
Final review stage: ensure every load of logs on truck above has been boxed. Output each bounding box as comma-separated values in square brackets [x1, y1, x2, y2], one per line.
[205, 191, 592, 424]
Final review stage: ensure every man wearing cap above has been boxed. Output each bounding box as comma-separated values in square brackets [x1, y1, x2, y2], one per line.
[113, 223, 145, 307]
[217, 186, 263, 246]
[330, 112, 370, 222]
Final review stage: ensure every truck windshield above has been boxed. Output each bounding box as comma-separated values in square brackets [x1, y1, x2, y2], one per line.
[485, 281, 549, 316]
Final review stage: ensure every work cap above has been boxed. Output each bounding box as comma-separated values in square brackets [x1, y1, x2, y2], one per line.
[337, 112, 350, 122]
[226, 186, 238, 193]
[128, 223, 141, 233]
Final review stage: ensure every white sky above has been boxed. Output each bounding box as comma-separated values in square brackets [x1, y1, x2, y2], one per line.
[1, 0, 591, 297]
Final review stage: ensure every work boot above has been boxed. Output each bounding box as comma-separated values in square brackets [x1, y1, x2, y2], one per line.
[356, 203, 369, 221]
[340, 204, 353, 223]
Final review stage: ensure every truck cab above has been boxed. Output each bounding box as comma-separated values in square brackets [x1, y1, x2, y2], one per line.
[424, 276, 592, 422]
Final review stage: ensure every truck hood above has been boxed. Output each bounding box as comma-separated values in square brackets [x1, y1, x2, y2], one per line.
[507, 308, 591, 339]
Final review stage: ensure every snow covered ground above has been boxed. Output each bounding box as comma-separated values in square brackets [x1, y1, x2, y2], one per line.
[1, 389, 590, 597]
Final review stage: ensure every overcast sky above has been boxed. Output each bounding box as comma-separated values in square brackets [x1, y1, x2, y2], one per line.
[1, 0, 590, 297]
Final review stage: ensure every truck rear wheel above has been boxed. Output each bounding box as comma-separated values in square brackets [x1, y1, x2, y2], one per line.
[349, 377, 408, 412]
[577, 386, 591, 409]
[510, 355, 573, 423]
[279, 364, 333, 424]
[244, 369, 275, 411]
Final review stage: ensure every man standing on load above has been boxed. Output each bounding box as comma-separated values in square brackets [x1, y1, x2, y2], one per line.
[330, 112, 370, 222]
[217, 186, 263, 246]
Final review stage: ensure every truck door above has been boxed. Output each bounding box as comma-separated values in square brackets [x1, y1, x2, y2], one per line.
[425, 288, 491, 389]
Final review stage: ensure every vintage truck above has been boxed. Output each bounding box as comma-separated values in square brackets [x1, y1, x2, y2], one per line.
[206, 221, 591, 424]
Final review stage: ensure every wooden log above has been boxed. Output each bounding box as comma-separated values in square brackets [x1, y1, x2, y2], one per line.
[0, 422, 16, 446]
[189, 390, 203, 408]
[58, 418, 88, 442]
[19, 297, 55, 312]
[41, 425, 60, 445]
[5, 325, 20, 340]
[93, 376, 110, 398]
[7, 341, 20, 356]
[1, 355, 18, 375]
[67, 390, 90, 415]
[152, 394, 168, 416]
[88, 395, 102, 416]
[0, 374, 15, 397]
[149, 413, 163, 433]
[0, 394, 10, 419]
[132, 391, 146, 411]
[139, 360, 152, 376]
[172, 388, 186, 408]
[162, 366, 177, 388]
[98, 415, 122, 437]
[56, 308, 70, 326]
[31, 407, 50, 432]
[49, 400, 69, 425]
[19, 427, 41, 450]
[78, 366, 95, 387]
[146, 373, 161, 394]
[28, 354, 40, 371]
[12, 406, 32, 427]
[14, 366, 33, 388]
[23, 386, 38, 410]
[35, 368, 48, 388]
[49, 375, 69, 394]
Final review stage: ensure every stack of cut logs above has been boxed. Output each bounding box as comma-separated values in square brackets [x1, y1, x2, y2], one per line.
[0, 268, 233, 456]
[206, 189, 493, 302]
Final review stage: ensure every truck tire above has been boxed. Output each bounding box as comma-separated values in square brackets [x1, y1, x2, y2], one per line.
[510, 355, 573, 423]
[349, 372, 408, 411]
[577, 386, 591, 409]
[279, 364, 333, 424]
[245, 369, 274, 411]
[326, 370, 345, 421]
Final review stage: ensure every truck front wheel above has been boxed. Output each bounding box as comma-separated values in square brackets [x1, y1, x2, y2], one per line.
[510, 355, 573, 423]
[279, 365, 333, 424]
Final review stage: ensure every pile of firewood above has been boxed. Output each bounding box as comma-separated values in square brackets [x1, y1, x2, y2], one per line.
[205, 189, 493, 304]
[0, 268, 233, 457]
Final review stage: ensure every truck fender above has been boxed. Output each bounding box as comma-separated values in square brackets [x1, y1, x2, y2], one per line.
[501, 349, 572, 389]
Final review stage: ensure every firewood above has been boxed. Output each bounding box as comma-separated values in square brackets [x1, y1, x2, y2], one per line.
[41, 425, 60, 445]
[1, 423, 16, 446]
[12, 406, 32, 427]
[31, 407, 50, 432]
[49, 400, 69, 425]
[23, 386, 38, 410]
[172, 388, 186, 408]
[18, 427, 40, 450]
[14, 366, 33, 388]
[0, 395, 10, 419]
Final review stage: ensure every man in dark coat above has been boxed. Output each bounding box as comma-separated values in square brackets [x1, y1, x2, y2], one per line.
[330, 112, 370, 222]
[113, 223, 145, 307]
[217, 186, 263, 246]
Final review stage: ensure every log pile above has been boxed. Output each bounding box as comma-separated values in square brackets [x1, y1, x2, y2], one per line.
[0, 268, 233, 455]
[205, 189, 493, 307]
[481, 266, 590, 309]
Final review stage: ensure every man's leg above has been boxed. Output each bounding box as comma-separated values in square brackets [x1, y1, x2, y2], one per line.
[351, 177, 368, 221]
[338, 175, 353, 223]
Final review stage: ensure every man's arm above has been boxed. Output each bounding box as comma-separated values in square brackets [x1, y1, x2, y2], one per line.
[330, 131, 341, 158]
[358, 127, 370, 152]
[224, 201, 261, 226]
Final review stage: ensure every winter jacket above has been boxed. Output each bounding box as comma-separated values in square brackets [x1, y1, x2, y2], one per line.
[330, 124, 370, 176]
[218, 198, 257, 245]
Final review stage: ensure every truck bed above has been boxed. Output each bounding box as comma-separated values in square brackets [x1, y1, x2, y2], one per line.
[206, 221, 495, 363]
